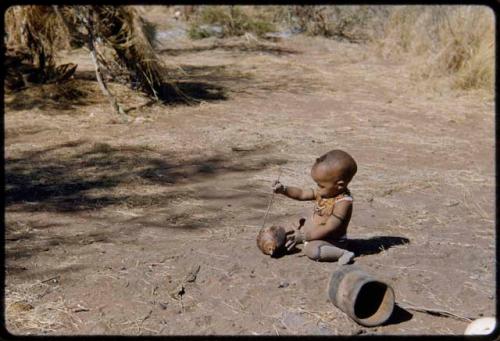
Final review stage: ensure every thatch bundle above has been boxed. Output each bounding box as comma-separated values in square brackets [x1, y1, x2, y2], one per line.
[5, 5, 166, 101]
[89, 6, 165, 99]
[4, 6, 77, 89]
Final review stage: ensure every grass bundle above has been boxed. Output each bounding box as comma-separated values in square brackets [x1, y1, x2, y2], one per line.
[377, 5, 494, 91]
[4, 6, 76, 89]
[5, 5, 167, 100]
[91, 6, 166, 99]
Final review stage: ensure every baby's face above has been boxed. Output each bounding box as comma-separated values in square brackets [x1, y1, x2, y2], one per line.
[311, 165, 344, 198]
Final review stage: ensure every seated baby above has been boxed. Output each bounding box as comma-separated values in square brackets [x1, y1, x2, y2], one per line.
[273, 149, 357, 265]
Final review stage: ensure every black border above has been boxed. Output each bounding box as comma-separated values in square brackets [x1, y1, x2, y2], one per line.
[1, 2, 498, 340]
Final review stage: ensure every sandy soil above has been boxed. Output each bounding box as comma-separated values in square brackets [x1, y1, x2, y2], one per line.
[4, 19, 495, 335]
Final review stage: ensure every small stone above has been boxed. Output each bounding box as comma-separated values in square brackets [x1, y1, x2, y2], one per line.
[278, 282, 289, 288]
[159, 302, 168, 310]
[445, 200, 460, 207]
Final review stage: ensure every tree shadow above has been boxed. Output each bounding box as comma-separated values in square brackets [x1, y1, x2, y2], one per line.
[158, 42, 299, 56]
[157, 81, 228, 104]
[5, 141, 287, 213]
[5, 141, 287, 263]
[156, 63, 259, 104]
[4, 69, 230, 112]
[346, 236, 410, 256]
[4, 79, 94, 112]
[76, 66, 232, 106]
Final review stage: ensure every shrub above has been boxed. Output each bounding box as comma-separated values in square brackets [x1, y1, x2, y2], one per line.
[188, 6, 276, 39]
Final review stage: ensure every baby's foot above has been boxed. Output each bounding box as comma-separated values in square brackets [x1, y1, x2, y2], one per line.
[338, 251, 355, 265]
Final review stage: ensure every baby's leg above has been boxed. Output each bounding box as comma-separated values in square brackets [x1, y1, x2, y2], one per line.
[304, 240, 355, 264]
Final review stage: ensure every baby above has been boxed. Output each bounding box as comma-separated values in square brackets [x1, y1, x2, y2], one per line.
[273, 149, 357, 265]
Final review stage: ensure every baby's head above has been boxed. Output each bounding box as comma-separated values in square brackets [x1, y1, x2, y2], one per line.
[310, 149, 357, 198]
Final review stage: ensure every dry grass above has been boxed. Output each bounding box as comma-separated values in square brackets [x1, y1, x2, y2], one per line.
[5, 6, 74, 52]
[180, 5, 493, 93]
[4, 79, 96, 111]
[4, 6, 168, 100]
[376, 6, 494, 92]
[188, 6, 276, 39]
[5, 282, 73, 334]
[288, 5, 494, 92]
[286, 6, 389, 42]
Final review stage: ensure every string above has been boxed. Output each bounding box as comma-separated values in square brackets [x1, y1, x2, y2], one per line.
[261, 169, 282, 229]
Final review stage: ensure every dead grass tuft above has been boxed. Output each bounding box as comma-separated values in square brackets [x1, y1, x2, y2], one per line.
[288, 6, 389, 42]
[5, 282, 73, 334]
[182, 5, 493, 93]
[188, 6, 276, 39]
[4, 79, 96, 111]
[377, 6, 494, 92]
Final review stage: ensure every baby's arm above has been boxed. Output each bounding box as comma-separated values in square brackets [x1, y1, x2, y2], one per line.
[273, 181, 315, 201]
[303, 200, 352, 241]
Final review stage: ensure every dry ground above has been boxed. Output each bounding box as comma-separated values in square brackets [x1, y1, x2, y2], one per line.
[4, 22, 495, 335]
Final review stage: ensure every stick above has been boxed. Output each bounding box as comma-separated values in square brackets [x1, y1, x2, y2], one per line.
[398, 302, 473, 322]
[261, 169, 282, 229]
[82, 8, 126, 118]
[41, 275, 60, 284]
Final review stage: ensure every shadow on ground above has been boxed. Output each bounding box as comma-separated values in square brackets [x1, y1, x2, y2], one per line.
[4, 79, 95, 112]
[158, 42, 299, 56]
[383, 304, 414, 326]
[157, 81, 228, 104]
[5, 69, 232, 113]
[347, 236, 410, 256]
[75, 69, 231, 106]
[5, 140, 286, 213]
[5, 140, 287, 262]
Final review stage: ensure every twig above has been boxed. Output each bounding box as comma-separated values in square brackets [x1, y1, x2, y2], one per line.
[261, 169, 282, 229]
[398, 301, 473, 322]
[73, 304, 90, 313]
[80, 7, 127, 118]
[273, 324, 280, 335]
[41, 275, 60, 284]
[184, 264, 201, 283]
[141, 309, 153, 324]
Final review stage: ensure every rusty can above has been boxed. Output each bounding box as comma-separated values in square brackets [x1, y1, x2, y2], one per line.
[327, 265, 395, 327]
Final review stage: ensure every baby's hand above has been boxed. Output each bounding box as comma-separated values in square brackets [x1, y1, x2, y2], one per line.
[272, 180, 286, 194]
[285, 229, 305, 251]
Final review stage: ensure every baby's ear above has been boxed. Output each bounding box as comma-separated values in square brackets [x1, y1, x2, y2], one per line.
[336, 180, 345, 188]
